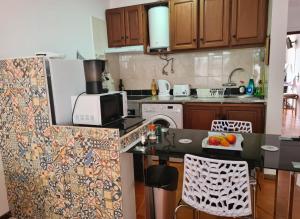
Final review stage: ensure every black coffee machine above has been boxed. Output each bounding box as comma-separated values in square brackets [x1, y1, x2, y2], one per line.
[83, 60, 106, 94]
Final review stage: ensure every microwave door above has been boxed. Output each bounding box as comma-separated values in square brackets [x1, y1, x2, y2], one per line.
[100, 94, 123, 125]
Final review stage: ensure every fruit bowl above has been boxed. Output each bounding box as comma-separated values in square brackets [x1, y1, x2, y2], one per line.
[202, 132, 244, 151]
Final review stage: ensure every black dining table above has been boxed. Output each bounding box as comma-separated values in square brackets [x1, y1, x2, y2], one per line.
[127, 128, 300, 219]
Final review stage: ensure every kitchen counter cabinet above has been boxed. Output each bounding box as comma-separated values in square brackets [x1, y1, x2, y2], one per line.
[183, 103, 222, 130]
[222, 104, 265, 133]
[184, 103, 265, 133]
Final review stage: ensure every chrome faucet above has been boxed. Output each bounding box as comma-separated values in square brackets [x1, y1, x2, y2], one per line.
[222, 67, 245, 87]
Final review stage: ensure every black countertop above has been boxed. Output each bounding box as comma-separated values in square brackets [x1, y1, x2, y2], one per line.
[127, 129, 300, 172]
[103, 117, 145, 136]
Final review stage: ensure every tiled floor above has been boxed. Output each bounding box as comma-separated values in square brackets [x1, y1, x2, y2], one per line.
[282, 82, 300, 136]
[135, 167, 300, 219]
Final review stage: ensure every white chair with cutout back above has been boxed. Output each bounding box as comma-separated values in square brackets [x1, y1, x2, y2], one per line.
[211, 120, 253, 133]
[210, 119, 257, 217]
[175, 154, 253, 219]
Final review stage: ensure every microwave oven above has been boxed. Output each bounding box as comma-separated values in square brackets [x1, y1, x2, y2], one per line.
[71, 91, 128, 126]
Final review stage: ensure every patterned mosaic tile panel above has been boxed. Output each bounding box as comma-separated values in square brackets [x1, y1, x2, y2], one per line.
[120, 123, 148, 149]
[0, 57, 123, 218]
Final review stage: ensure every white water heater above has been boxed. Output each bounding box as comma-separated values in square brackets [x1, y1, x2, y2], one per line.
[148, 6, 169, 49]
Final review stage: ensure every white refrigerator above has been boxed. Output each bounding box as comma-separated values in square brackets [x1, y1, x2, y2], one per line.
[46, 59, 86, 125]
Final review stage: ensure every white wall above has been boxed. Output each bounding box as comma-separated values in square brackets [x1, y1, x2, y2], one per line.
[0, 0, 110, 59]
[265, 0, 289, 135]
[288, 0, 300, 33]
[286, 34, 300, 83]
[110, 0, 157, 8]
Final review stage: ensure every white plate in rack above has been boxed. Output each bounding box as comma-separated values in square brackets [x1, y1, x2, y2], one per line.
[202, 132, 244, 151]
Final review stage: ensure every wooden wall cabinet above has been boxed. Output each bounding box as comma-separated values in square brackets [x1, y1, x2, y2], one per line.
[106, 8, 126, 47]
[184, 103, 265, 133]
[199, 0, 230, 48]
[169, 0, 267, 50]
[106, 5, 144, 47]
[230, 0, 268, 46]
[170, 0, 198, 50]
[106, 0, 268, 50]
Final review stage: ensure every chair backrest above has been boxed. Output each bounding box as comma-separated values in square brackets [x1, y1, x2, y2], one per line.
[182, 154, 252, 217]
[291, 76, 298, 93]
[211, 120, 252, 133]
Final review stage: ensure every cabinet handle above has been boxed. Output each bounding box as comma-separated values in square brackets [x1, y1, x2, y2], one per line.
[193, 38, 197, 42]
[126, 36, 129, 39]
[121, 36, 125, 39]
[200, 38, 204, 41]
[232, 34, 236, 38]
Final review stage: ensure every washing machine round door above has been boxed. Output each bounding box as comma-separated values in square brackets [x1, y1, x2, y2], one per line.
[149, 115, 177, 128]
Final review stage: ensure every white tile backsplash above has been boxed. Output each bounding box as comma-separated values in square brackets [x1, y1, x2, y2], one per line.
[107, 48, 264, 90]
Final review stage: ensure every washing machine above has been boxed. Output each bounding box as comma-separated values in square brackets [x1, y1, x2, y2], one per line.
[142, 104, 183, 128]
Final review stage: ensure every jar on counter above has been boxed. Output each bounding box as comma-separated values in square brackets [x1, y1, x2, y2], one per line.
[148, 124, 157, 143]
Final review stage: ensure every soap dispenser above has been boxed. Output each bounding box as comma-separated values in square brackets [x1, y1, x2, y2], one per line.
[246, 79, 255, 95]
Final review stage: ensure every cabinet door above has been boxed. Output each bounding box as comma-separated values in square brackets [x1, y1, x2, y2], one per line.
[184, 104, 222, 130]
[231, 0, 267, 45]
[222, 104, 265, 133]
[170, 0, 198, 50]
[199, 0, 230, 48]
[106, 8, 126, 47]
[125, 5, 144, 46]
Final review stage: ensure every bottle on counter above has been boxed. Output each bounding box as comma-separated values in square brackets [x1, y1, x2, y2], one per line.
[148, 123, 157, 144]
[119, 79, 125, 91]
[151, 79, 157, 96]
[246, 79, 255, 95]
[254, 80, 264, 98]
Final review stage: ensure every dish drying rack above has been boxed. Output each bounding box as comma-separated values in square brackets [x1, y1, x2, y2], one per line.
[196, 88, 225, 98]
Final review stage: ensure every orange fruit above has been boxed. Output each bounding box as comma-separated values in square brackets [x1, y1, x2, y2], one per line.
[226, 134, 237, 144]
